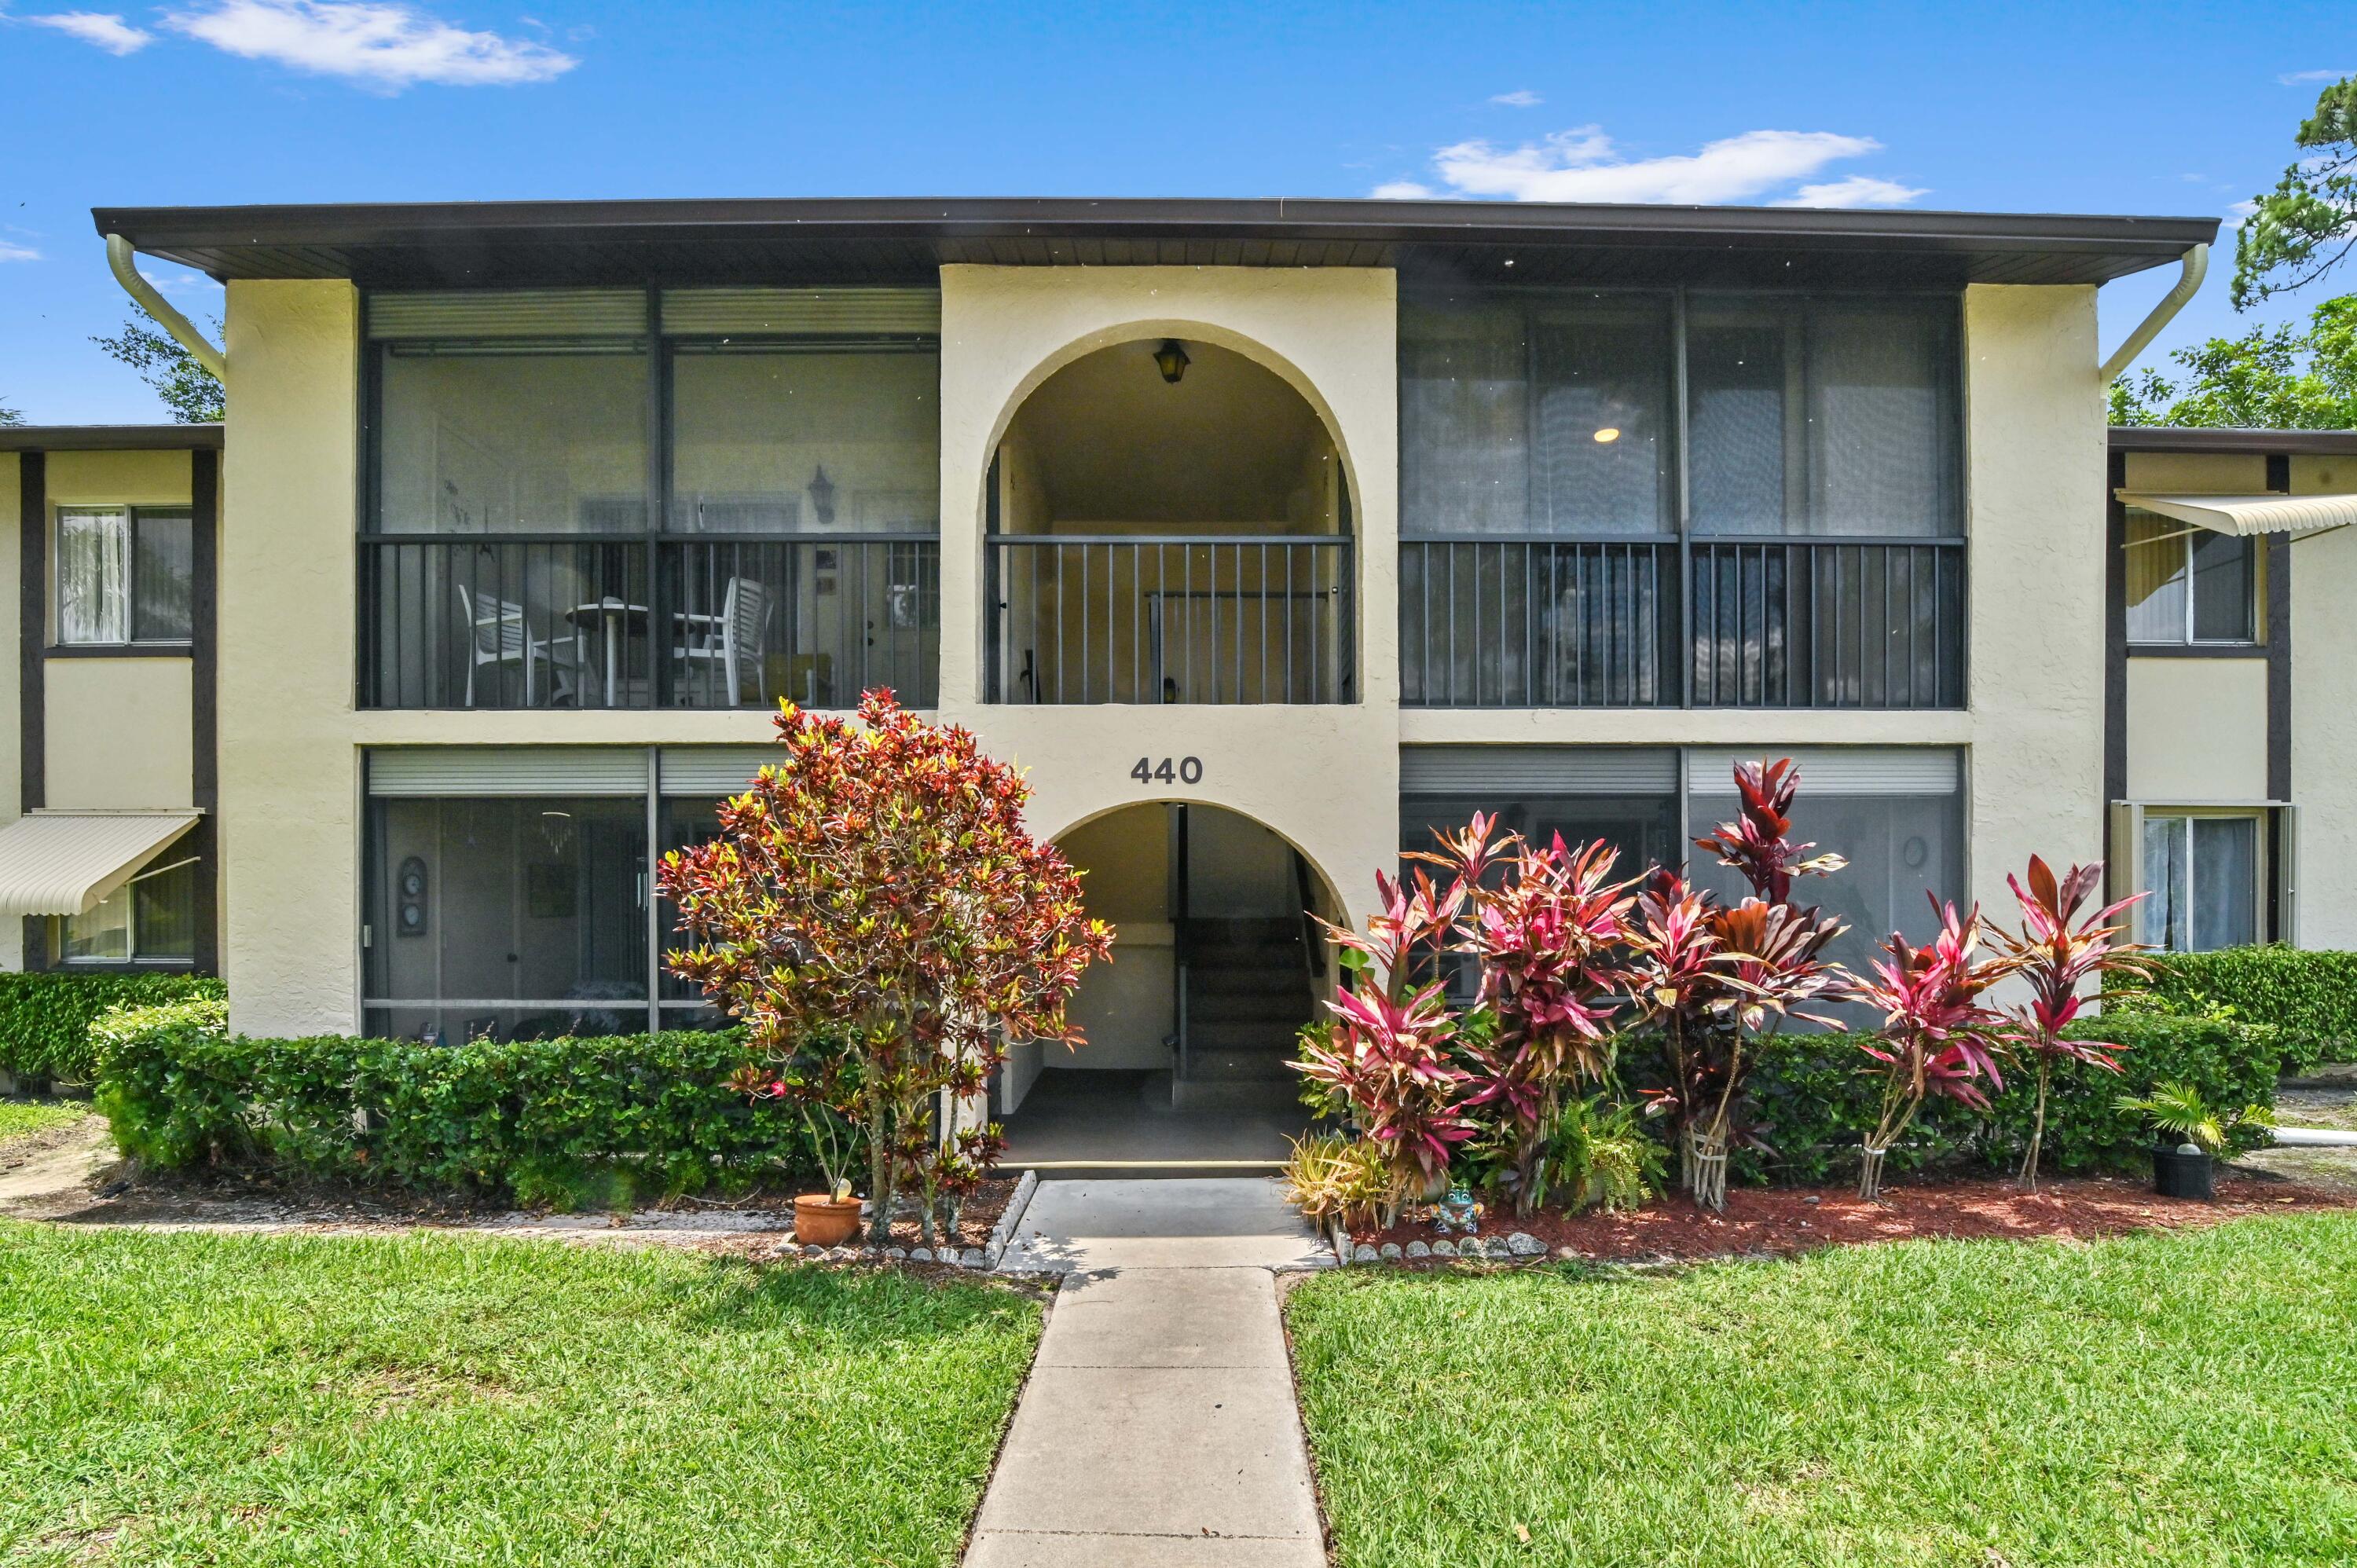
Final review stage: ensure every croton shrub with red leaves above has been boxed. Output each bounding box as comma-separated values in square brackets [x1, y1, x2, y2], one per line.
[1296, 758, 2198, 1216]
[661, 691, 1113, 1244]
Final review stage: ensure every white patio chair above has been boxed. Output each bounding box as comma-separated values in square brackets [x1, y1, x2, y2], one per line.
[455, 583, 579, 707]
[670, 576, 773, 707]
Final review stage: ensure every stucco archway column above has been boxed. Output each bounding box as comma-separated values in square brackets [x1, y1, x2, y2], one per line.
[933, 265, 1404, 929]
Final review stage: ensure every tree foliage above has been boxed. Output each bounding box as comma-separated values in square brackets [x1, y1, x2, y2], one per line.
[91, 314, 225, 423]
[0, 401, 21, 427]
[660, 691, 1111, 1244]
[2234, 75, 2357, 309]
[2108, 294, 2357, 427]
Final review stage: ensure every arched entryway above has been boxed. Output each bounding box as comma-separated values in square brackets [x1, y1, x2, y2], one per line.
[985, 335, 1354, 706]
[999, 800, 1343, 1170]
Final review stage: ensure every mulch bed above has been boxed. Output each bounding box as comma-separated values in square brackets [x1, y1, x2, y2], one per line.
[1349, 1174, 2357, 1265]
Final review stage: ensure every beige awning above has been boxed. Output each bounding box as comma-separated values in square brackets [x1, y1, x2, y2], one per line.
[0, 811, 200, 916]
[2117, 491, 2357, 537]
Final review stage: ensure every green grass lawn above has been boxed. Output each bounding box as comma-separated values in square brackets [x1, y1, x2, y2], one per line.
[0, 1099, 93, 1149]
[0, 1223, 1041, 1566]
[1289, 1214, 2357, 1567]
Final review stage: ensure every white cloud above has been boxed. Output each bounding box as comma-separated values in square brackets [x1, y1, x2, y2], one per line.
[1370, 180, 1436, 200]
[0, 242, 40, 263]
[1772, 174, 1928, 209]
[24, 11, 154, 53]
[1404, 126, 1904, 206]
[163, 0, 577, 89]
[1490, 89, 1541, 107]
[2279, 68, 2350, 85]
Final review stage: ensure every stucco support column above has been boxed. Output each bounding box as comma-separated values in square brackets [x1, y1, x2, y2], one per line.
[1962, 284, 2106, 906]
[220, 280, 362, 1036]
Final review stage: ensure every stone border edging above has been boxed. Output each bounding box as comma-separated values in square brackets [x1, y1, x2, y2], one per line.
[984, 1169, 1039, 1270]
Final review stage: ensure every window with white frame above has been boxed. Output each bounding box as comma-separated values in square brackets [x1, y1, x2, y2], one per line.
[2140, 811, 2263, 951]
[55, 506, 195, 646]
[2124, 507, 2256, 646]
[55, 854, 198, 965]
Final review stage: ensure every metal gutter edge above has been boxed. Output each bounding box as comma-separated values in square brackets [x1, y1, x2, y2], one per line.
[2099, 244, 2208, 384]
[105, 233, 225, 382]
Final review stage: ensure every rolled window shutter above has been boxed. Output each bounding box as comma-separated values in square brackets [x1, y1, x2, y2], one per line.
[1399, 747, 1677, 795]
[367, 289, 649, 340]
[1684, 746, 1959, 797]
[660, 288, 940, 336]
[368, 747, 650, 796]
[657, 748, 779, 797]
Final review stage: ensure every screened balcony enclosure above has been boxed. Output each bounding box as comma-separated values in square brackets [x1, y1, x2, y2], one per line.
[985, 339, 1354, 705]
[1398, 288, 1967, 709]
[359, 287, 942, 709]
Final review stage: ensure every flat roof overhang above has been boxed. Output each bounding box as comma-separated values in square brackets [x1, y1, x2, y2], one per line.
[0, 423, 223, 452]
[90, 197, 2220, 291]
[2110, 426, 2357, 456]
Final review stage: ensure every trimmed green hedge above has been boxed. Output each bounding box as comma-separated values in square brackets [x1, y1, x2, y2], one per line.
[2134, 946, 2357, 1068]
[0, 972, 225, 1084]
[1732, 1010, 2285, 1185]
[93, 997, 828, 1210]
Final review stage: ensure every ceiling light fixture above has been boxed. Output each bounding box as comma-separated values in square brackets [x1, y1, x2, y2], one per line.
[1153, 339, 1190, 384]
[1593, 427, 1622, 443]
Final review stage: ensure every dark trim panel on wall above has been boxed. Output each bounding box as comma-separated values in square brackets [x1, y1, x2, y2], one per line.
[2102, 450, 2127, 850]
[17, 450, 43, 971]
[2267, 452, 2294, 940]
[190, 447, 219, 975]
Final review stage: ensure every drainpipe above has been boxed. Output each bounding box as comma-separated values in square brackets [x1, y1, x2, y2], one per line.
[104, 233, 226, 382]
[2099, 243, 2208, 385]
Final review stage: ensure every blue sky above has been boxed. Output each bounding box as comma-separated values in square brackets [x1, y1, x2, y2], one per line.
[2, 0, 2349, 423]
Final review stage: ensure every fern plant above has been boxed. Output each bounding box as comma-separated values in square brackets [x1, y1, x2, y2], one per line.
[2113, 1080, 2276, 1153]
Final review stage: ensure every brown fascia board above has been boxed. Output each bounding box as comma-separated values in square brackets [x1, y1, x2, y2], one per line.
[90, 196, 2220, 284]
[2109, 427, 2357, 456]
[0, 423, 223, 452]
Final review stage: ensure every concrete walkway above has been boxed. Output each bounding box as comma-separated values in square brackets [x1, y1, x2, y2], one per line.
[969, 1179, 1330, 1566]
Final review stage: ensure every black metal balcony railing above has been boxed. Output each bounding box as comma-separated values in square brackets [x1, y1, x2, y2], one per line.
[359, 534, 940, 709]
[1400, 535, 1965, 709]
[986, 536, 1354, 705]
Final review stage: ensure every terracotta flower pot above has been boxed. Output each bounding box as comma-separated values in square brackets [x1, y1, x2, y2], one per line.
[794, 1193, 864, 1247]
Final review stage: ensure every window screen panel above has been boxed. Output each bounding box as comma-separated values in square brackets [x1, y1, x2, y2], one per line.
[1530, 296, 1674, 534]
[2124, 510, 2189, 643]
[1805, 302, 1959, 537]
[376, 348, 650, 533]
[2190, 531, 2256, 643]
[670, 345, 940, 534]
[57, 508, 129, 644]
[2191, 815, 2258, 950]
[132, 511, 194, 641]
[1400, 297, 1529, 536]
[1687, 304, 1791, 535]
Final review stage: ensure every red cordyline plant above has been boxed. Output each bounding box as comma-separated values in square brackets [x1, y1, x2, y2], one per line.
[1629, 760, 1853, 1209]
[1994, 856, 2152, 1192]
[1418, 818, 1637, 1214]
[661, 691, 1113, 1245]
[1850, 900, 2014, 1200]
[1294, 867, 1473, 1204]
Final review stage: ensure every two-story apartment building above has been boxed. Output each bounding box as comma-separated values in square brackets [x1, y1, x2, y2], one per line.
[42, 196, 2226, 1132]
[0, 423, 220, 990]
[2106, 425, 2357, 953]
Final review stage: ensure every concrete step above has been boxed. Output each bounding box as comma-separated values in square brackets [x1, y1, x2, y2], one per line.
[1189, 1021, 1303, 1053]
[1189, 992, 1310, 1023]
[1188, 960, 1306, 990]
[1183, 918, 1300, 943]
[1169, 1075, 1307, 1113]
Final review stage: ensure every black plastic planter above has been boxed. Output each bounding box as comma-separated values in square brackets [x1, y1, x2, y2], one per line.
[2153, 1145, 2215, 1201]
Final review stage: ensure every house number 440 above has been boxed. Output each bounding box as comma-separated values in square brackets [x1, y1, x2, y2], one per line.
[1131, 757, 1204, 786]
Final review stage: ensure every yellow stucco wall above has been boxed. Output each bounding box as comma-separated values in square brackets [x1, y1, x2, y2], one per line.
[936, 265, 1406, 936]
[2125, 657, 2269, 802]
[44, 659, 195, 811]
[220, 280, 364, 1035]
